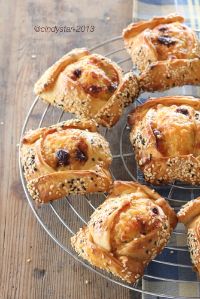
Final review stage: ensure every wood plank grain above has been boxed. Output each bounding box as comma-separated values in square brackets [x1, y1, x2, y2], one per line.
[0, 0, 136, 299]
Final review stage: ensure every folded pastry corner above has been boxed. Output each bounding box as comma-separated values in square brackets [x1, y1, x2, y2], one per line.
[34, 48, 140, 127]
[71, 181, 177, 283]
[21, 119, 113, 203]
[123, 14, 200, 91]
[128, 96, 200, 185]
[178, 197, 200, 274]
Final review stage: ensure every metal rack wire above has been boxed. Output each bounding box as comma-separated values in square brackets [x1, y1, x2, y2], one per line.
[19, 35, 200, 299]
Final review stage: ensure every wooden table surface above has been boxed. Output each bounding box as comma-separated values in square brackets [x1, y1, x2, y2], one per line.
[0, 1, 141, 298]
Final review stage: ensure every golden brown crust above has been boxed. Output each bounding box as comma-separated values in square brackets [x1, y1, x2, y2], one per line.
[123, 15, 184, 40]
[178, 197, 200, 225]
[128, 96, 200, 185]
[34, 48, 90, 94]
[21, 119, 113, 203]
[71, 181, 177, 283]
[139, 58, 200, 92]
[123, 14, 200, 91]
[34, 48, 139, 127]
[178, 198, 200, 274]
[95, 72, 139, 127]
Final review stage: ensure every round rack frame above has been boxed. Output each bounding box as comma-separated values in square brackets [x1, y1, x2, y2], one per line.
[19, 35, 200, 299]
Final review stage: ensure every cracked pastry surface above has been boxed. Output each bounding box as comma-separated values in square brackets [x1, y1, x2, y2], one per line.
[20, 119, 113, 203]
[123, 14, 200, 91]
[128, 96, 200, 185]
[178, 197, 200, 275]
[34, 48, 139, 127]
[71, 181, 177, 283]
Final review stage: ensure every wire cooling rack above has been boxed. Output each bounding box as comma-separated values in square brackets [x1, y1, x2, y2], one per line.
[19, 35, 200, 299]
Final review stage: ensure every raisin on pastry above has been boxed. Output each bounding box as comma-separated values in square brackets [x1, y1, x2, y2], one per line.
[21, 119, 113, 203]
[34, 48, 139, 127]
[123, 14, 200, 91]
[128, 96, 200, 185]
[71, 181, 177, 283]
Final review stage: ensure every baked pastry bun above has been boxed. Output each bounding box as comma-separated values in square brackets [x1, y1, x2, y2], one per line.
[21, 119, 113, 203]
[34, 48, 139, 127]
[128, 96, 200, 185]
[178, 197, 200, 275]
[123, 14, 200, 91]
[71, 181, 177, 283]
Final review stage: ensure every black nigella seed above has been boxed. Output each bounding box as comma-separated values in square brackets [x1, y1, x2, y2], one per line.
[73, 69, 82, 78]
[76, 149, 88, 162]
[176, 107, 189, 115]
[56, 149, 70, 166]
[152, 207, 159, 215]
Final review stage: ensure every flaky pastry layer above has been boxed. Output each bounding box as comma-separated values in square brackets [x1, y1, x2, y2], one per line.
[178, 197, 200, 274]
[123, 14, 200, 91]
[129, 96, 200, 185]
[34, 48, 139, 127]
[21, 119, 113, 203]
[71, 181, 177, 283]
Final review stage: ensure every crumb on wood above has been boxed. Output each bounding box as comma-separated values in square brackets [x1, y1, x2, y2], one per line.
[26, 258, 32, 263]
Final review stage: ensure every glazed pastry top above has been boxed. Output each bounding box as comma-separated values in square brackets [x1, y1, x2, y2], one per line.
[71, 181, 177, 283]
[64, 54, 119, 103]
[129, 96, 200, 160]
[34, 48, 139, 127]
[147, 21, 200, 61]
[123, 14, 200, 63]
[89, 182, 175, 256]
[22, 119, 112, 181]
